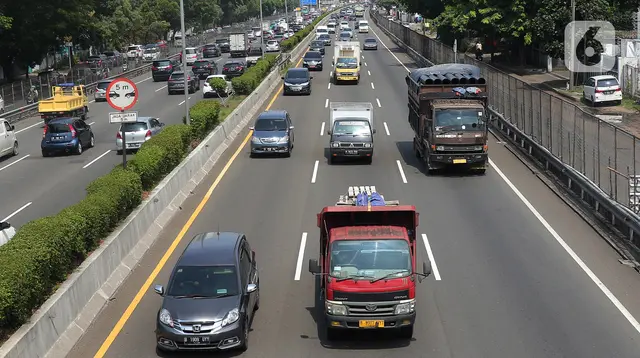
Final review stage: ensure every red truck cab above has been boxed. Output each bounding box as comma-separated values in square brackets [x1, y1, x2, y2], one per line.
[308, 187, 431, 340]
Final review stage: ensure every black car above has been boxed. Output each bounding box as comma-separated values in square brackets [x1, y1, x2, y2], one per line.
[215, 38, 230, 53]
[41, 117, 94, 156]
[291, 24, 303, 32]
[192, 59, 218, 79]
[302, 51, 323, 71]
[152, 59, 179, 81]
[154, 232, 259, 352]
[282, 68, 312, 95]
[202, 44, 221, 58]
[363, 38, 378, 50]
[167, 71, 199, 94]
[222, 61, 245, 78]
[309, 40, 325, 55]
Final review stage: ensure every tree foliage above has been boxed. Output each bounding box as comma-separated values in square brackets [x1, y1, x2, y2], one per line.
[0, 0, 293, 78]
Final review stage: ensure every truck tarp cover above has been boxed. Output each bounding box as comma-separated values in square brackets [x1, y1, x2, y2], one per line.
[355, 192, 385, 206]
[409, 64, 481, 84]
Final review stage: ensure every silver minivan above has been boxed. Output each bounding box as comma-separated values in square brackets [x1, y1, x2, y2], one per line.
[116, 117, 164, 154]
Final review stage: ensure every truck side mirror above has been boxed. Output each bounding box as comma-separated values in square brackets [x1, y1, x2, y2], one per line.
[308, 259, 321, 274]
[422, 261, 432, 279]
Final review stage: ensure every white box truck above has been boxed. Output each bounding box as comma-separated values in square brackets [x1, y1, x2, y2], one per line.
[327, 102, 375, 164]
[229, 33, 248, 57]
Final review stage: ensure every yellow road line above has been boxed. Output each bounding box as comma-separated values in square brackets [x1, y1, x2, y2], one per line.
[93, 54, 304, 358]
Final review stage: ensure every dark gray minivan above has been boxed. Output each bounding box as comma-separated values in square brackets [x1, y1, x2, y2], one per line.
[154, 232, 259, 352]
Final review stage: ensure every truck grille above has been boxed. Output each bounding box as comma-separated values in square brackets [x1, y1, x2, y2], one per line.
[345, 301, 397, 317]
[333, 290, 410, 302]
[338, 142, 364, 148]
[437, 144, 484, 153]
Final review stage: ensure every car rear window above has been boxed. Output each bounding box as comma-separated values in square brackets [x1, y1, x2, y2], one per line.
[103, 51, 115, 56]
[249, 47, 262, 55]
[365, 39, 376, 43]
[204, 45, 217, 50]
[97, 82, 111, 90]
[121, 122, 148, 132]
[216, 39, 228, 43]
[286, 70, 308, 79]
[47, 123, 71, 133]
[194, 60, 209, 66]
[225, 62, 241, 67]
[128, 46, 138, 51]
[305, 52, 322, 59]
[186, 48, 196, 54]
[597, 79, 619, 87]
[153, 60, 170, 67]
[171, 73, 184, 79]
[268, 41, 277, 45]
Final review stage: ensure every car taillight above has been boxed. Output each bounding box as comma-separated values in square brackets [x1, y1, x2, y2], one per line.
[188, 76, 191, 80]
[69, 124, 77, 138]
[615, 88, 621, 91]
[168, 65, 173, 70]
[145, 130, 152, 139]
[223, 67, 228, 71]
[116, 131, 122, 139]
[152, 66, 158, 70]
[237, 66, 243, 70]
[43, 125, 48, 138]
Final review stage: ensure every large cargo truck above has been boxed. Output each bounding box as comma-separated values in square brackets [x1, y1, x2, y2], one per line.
[407, 64, 489, 174]
[229, 33, 248, 57]
[309, 186, 432, 340]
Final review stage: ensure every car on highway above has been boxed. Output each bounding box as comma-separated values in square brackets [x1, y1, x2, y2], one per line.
[282, 68, 312, 95]
[273, 34, 284, 43]
[317, 33, 331, 46]
[309, 40, 325, 55]
[191, 60, 218, 79]
[363, 37, 378, 50]
[327, 23, 337, 34]
[203, 74, 233, 98]
[222, 61, 245, 78]
[143, 47, 161, 61]
[116, 117, 164, 154]
[154, 232, 259, 352]
[168, 71, 200, 94]
[343, 27, 353, 38]
[41, 117, 94, 156]
[0, 221, 15, 247]
[102, 50, 123, 66]
[215, 38, 231, 53]
[339, 31, 351, 42]
[151, 59, 180, 82]
[249, 110, 294, 156]
[583, 75, 622, 106]
[0, 94, 4, 113]
[0, 119, 18, 158]
[127, 44, 143, 59]
[184, 47, 199, 65]
[340, 21, 349, 30]
[265, 40, 280, 52]
[245, 46, 263, 68]
[94, 79, 115, 102]
[302, 51, 324, 71]
[202, 44, 221, 58]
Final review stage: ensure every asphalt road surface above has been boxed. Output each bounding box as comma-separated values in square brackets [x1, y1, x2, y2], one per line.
[67, 15, 640, 358]
[0, 52, 233, 228]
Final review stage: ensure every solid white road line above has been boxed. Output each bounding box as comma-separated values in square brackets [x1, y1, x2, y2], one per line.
[2, 202, 32, 222]
[396, 160, 407, 183]
[376, 98, 382, 107]
[83, 150, 112, 169]
[383, 122, 390, 135]
[325, 98, 329, 107]
[488, 158, 640, 334]
[89, 100, 96, 104]
[88, 122, 95, 126]
[421, 234, 442, 280]
[370, 82, 375, 89]
[370, 28, 410, 73]
[320, 122, 325, 136]
[311, 160, 319, 183]
[155, 85, 168, 92]
[294, 232, 308, 281]
[0, 154, 29, 172]
[15, 122, 42, 134]
[134, 77, 151, 84]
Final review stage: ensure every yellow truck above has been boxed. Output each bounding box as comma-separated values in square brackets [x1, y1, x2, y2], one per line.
[332, 41, 361, 84]
[38, 83, 89, 123]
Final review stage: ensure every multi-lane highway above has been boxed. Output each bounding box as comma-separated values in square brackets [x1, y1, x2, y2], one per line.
[0, 53, 235, 228]
[67, 13, 640, 358]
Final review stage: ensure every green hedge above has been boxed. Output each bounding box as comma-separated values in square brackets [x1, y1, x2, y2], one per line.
[231, 54, 279, 95]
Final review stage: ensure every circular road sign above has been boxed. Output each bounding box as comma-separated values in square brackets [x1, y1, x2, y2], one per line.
[106, 78, 139, 111]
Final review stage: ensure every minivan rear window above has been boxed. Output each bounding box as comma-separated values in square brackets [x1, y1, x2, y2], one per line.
[47, 123, 71, 133]
[153, 60, 171, 67]
[185, 48, 196, 54]
[121, 122, 148, 132]
[597, 79, 619, 87]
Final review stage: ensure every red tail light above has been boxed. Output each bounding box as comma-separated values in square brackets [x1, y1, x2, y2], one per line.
[168, 65, 173, 70]
[615, 88, 621, 91]
[69, 124, 77, 138]
[237, 66, 243, 70]
[188, 76, 191, 80]
[43, 125, 48, 138]
[152, 66, 158, 71]
[145, 130, 152, 139]
[223, 67, 228, 71]
[116, 131, 122, 139]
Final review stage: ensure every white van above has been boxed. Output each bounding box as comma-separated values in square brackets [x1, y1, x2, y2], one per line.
[0, 118, 18, 158]
[327, 23, 337, 34]
[316, 26, 328, 35]
[358, 20, 369, 33]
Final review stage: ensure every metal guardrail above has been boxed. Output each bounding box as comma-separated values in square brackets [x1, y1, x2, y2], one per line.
[369, 12, 640, 264]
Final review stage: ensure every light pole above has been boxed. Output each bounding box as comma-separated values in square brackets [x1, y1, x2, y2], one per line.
[285, 0, 288, 24]
[569, 0, 576, 90]
[180, 0, 190, 125]
[259, 0, 264, 52]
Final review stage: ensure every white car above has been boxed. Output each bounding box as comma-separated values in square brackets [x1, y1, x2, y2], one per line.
[184, 47, 199, 65]
[0, 94, 4, 113]
[265, 40, 280, 52]
[0, 221, 15, 247]
[340, 21, 349, 30]
[0, 118, 18, 157]
[203, 74, 233, 98]
[126, 45, 143, 59]
[358, 21, 369, 33]
[327, 23, 337, 34]
[583, 75, 622, 106]
[343, 27, 354, 38]
[143, 48, 160, 61]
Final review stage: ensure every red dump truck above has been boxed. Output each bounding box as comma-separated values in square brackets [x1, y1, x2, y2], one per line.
[308, 186, 431, 340]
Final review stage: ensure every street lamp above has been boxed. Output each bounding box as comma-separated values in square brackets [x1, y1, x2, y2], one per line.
[569, 0, 576, 90]
[260, 0, 264, 52]
[180, 0, 190, 125]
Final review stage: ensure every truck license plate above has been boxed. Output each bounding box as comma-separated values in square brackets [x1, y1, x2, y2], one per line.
[359, 320, 384, 328]
[345, 150, 358, 155]
[453, 158, 467, 164]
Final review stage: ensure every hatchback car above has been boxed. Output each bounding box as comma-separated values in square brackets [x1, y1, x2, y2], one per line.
[154, 232, 259, 352]
[222, 61, 245, 78]
[116, 117, 164, 154]
[250, 110, 294, 156]
[215, 38, 230, 53]
[41, 117, 94, 156]
[303, 51, 324, 71]
[583, 75, 622, 106]
[203, 74, 233, 98]
[339, 32, 351, 42]
[282, 68, 313, 95]
[363, 38, 378, 50]
[202, 44, 221, 58]
[152, 59, 179, 81]
[191, 60, 218, 79]
[343, 27, 353, 38]
[265, 40, 280, 52]
[184, 47, 199, 65]
[168, 71, 200, 94]
[94, 79, 115, 102]
[309, 40, 325, 55]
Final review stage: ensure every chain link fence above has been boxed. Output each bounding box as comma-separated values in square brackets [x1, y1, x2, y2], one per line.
[372, 13, 640, 211]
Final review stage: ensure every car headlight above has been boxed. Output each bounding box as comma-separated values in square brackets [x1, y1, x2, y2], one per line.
[278, 135, 289, 143]
[159, 308, 174, 327]
[394, 299, 415, 315]
[436, 146, 445, 151]
[251, 136, 261, 144]
[326, 300, 347, 315]
[301, 82, 310, 86]
[331, 142, 339, 148]
[363, 143, 371, 148]
[222, 308, 240, 327]
[303, 61, 308, 65]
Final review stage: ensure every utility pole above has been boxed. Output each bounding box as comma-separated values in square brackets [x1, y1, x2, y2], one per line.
[180, 0, 190, 124]
[569, 0, 576, 90]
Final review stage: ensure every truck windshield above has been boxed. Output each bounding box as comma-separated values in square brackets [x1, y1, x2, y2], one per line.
[335, 58, 357, 69]
[434, 109, 484, 131]
[329, 239, 411, 280]
[333, 119, 370, 135]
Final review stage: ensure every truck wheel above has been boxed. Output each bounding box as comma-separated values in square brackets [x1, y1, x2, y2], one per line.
[399, 326, 414, 339]
[326, 328, 340, 341]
